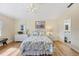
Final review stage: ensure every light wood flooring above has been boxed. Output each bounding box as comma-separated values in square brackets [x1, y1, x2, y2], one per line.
[0, 41, 79, 56]
[53, 41, 79, 56]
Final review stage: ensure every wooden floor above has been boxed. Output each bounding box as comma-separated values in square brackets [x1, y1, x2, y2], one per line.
[0, 41, 79, 56]
[53, 41, 79, 56]
[0, 42, 21, 56]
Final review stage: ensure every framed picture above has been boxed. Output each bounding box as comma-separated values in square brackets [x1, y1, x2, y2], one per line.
[65, 25, 69, 30]
[20, 24, 26, 31]
[35, 21, 45, 29]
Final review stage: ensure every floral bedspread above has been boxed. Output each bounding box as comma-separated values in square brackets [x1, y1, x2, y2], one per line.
[20, 36, 53, 56]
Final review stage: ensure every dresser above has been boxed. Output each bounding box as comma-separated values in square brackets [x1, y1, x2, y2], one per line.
[15, 34, 28, 41]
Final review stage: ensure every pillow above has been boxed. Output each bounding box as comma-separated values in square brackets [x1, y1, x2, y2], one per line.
[31, 30, 46, 36]
[31, 31, 39, 36]
[38, 30, 46, 36]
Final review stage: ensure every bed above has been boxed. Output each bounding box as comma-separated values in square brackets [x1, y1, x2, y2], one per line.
[20, 30, 53, 56]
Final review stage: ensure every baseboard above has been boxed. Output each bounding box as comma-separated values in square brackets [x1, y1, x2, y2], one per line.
[54, 40, 79, 53]
[7, 40, 14, 44]
[70, 45, 79, 53]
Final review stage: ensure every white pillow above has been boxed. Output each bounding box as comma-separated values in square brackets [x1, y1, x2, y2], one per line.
[38, 30, 46, 36]
[32, 31, 39, 36]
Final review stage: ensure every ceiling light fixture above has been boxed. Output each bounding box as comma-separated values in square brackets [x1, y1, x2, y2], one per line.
[67, 3, 74, 8]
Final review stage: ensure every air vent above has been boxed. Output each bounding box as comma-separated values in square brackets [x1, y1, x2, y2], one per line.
[67, 3, 74, 8]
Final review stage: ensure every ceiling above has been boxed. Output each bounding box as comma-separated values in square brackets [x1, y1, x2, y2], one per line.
[0, 3, 74, 20]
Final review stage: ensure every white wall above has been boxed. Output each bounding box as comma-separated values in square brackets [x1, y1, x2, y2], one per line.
[56, 4, 79, 52]
[15, 19, 58, 40]
[71, 8, 79, 52]
[0, 14, 15, 43]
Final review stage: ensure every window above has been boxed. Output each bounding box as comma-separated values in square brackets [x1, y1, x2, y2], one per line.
[0, 21, 2, 36]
